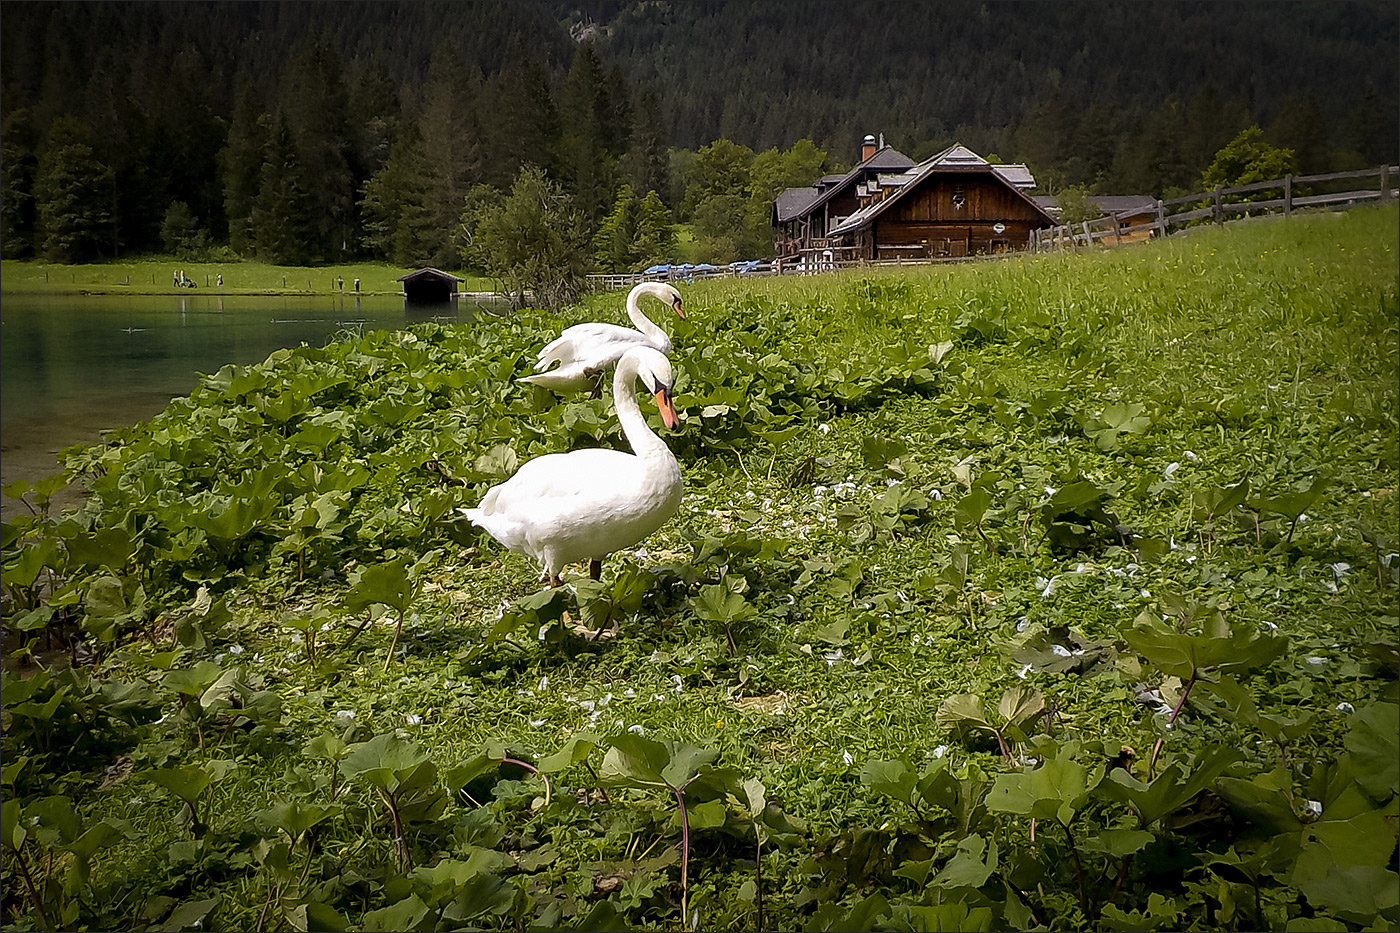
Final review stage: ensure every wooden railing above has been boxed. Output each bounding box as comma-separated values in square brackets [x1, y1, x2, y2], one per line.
[1031, 164, 1397, 253]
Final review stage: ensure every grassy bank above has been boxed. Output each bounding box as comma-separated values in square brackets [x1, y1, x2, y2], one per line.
[0, 258, 497, 297]
[2, 206, 1397, 932]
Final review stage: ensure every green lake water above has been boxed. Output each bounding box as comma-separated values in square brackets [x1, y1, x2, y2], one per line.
[1, 292, 503, 520]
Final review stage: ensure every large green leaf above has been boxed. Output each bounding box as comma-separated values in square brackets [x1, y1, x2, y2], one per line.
[1344, 703, 1399, 802]
[986, 756, 1097, 824]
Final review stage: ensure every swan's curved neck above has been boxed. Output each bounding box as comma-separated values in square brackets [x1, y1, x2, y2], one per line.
[613, 359, 670, 460]
[625, 289, 667, 342]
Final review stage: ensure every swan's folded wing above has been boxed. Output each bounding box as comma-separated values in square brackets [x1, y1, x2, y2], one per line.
[479, 450, 638, 512]
[535, 323, 648, 370]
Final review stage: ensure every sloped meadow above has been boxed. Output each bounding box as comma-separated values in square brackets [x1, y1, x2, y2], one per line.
[3, 207, 1397, 932]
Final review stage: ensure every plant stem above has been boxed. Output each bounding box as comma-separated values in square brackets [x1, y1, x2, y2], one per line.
[383, 608, 404, 672]
[584, 762, 611, 805]
[1148, 670, 1199, 776]
[1059, 818, 1092, 922]
[754, 836, 765, 933]
[376, 787, 411, 871]
[673, 787, 692, 924]
[10, 843, 53, 931]
[501, 757, 552, 807]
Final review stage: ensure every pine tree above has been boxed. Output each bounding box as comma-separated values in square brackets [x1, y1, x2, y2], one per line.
[221, 77, 270, 256]
[622, 89, 671, 209]
[418, 44, 484, 268]
[279, 41, 356, 262]
[249, 115, 314, 265]
[34, 115, 117, 263]
[359, 124, 436, 267]
[0, 107, 40, 258]
[559, 42, 619, 235]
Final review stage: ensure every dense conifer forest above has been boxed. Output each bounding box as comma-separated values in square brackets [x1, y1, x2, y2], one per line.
[1, 0, 1395, 267]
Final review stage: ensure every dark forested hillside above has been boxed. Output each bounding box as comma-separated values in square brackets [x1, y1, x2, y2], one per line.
[1, 0, 1395, 266]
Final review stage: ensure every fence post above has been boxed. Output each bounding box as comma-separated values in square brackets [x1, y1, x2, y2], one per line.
[1155, 200, 1166, 238]
[1382, 165, 1392, 204]
[1212, 185, 1223, 225]
[1081, 221, 1092, 248]
[1284, 175, 1293, 217]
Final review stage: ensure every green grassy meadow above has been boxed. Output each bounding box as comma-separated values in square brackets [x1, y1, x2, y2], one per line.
[0, 258, 495, 297]
[2, 207, 1397, 932]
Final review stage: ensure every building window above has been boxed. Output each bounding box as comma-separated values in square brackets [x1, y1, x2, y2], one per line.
[952, 185, 966, 209]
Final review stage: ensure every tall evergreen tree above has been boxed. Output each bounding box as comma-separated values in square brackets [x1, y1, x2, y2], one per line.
[34, 115, 116, 262]
[279, 41, 356, 262]
[1267, 95, 1330, 176]
[221, 76, 271, 256]
[559, 42, 620, 234]
[0, 107, 40, 258]
[249, 115, 314, 264]
[482, 44, 561, 190]
[418, 44, 484, 268]
[359, 123, 436, 267]
[622, 89, 671, 210]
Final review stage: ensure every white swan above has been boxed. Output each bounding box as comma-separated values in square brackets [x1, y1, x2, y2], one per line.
[463, 345, 683, 587]
[518, 282, 684, 393]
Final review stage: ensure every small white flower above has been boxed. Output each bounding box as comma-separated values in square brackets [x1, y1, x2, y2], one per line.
[1305, 656, 1327, 667]
[1163, 462, 1180, 478]
[1016, 663, 1033, 679]
[229, 644, 245, 655]
[1037, 576, 1058, 598]
[819, 423, 831, 434]
[335, 710, 355, 720]
[406, 714, 422, 725]
[1304, 799, 1323, 817]
[1184, 450, 1199, 461]
[823, 648, 845, 666]
[841, 750, 854, 766]
[931, 745, 949, 758]
[628, 724, 646, 735]
[1336, 702, 1355, 714]
[538, 676, 550, 691]
[1325, 562, 1351, 579]
[1262, 620, 1279, 630]
[129, 797, 143, 806]
[1051, 644, 1072, 658]
[1016, 616, 1031, 632]
[1044, 485, 1058, 497]
[672, 675, 684, 692]
[929, 488, 943, 500]
[529, 718, 546, 728]
[579, 699, 596, 712]
[884, 478, 901, 487]
[623, 688, 636, 698]
[600, 693, 613, 706]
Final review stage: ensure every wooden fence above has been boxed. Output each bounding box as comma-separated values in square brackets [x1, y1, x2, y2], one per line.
[1030, 164, 1397, 253]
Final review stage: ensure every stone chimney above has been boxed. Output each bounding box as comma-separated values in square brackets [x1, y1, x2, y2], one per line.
[861, 134, 877, 162]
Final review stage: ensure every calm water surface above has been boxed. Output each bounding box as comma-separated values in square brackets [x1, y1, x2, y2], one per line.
[1, 292, 501, 519]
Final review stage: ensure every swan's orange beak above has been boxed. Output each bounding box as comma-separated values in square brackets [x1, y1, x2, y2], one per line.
[654, 387, 681, 429]
[672, 297, 686, 319]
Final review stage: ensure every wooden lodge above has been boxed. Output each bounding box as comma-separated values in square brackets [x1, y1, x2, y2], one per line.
[773, 135, 916, 256]
[774, 137, 1054, 265]
[823, 143, 1056, 260]
[397, 267, 463, 303]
